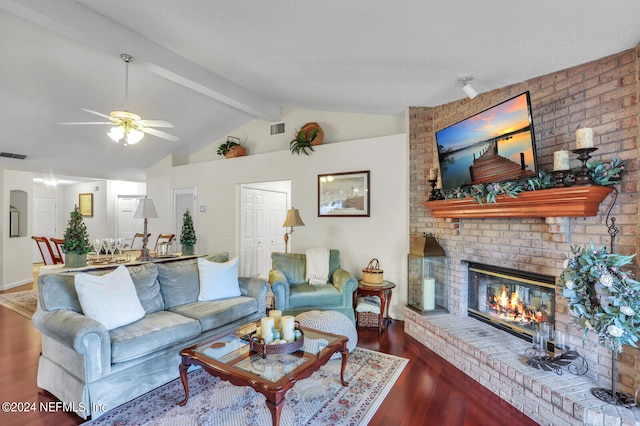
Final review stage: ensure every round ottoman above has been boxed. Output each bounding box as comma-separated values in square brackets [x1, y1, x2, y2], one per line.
[295, 310, 358, 358]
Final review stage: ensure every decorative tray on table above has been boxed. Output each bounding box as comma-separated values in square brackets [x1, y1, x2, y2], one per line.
[248, 328, 305, 358]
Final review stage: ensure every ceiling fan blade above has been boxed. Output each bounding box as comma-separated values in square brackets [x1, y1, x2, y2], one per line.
[141, 127, 180, 142]
[58, 121, 112, 125]
[138, 119, 174, 128]
[81, 108, 113, 120]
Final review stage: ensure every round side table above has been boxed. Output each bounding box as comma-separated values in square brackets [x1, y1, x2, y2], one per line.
[356, 280, 396, 331]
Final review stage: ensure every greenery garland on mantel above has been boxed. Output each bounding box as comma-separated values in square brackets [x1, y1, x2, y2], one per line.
[439, 158, 624, 205]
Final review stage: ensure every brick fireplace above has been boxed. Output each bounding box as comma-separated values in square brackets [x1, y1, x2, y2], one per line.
[407, 45, 640, 425]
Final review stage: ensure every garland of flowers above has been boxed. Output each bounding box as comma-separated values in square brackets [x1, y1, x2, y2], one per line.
[559, 242, 640, 353]
[440, 157, 624, 204]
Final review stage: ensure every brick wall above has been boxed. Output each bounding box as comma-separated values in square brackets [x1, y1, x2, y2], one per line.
[409, 45, 639, 394]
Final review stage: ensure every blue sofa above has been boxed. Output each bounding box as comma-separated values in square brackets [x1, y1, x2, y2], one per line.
[32, 254, 269, 419]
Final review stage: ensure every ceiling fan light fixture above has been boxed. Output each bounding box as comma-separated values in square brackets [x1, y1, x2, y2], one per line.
[126, 128, 144, 145]
[108, 126, 124, 142]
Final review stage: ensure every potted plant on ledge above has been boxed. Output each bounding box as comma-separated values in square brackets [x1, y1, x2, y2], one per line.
[61, 206, 91, 267]
[289, 122, 324, 155]
[180, 209, 197, 255]
[217, 136, 246, 158]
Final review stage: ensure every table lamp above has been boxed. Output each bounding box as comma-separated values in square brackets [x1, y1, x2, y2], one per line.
[133, 197, 159, 261]
[282, 208, 305, 253]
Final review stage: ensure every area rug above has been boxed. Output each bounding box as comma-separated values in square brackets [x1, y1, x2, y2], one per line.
[0, 289, 37, 319]
[86, 347, 407, 425]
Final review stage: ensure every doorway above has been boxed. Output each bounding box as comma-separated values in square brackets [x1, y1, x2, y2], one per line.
[239, 182, 290, 279]
[32, 196, 57, 263]
[116, 196, 146, 248]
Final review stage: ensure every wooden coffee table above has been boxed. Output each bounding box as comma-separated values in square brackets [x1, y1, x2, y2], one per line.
[178, 322, 349, 426]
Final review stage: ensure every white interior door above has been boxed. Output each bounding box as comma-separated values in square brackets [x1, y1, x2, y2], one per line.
[32, 196, 57, 263]
[240, 187, 287, 279]
[173, 187, 197, 253]
[116, 196, 145, 248]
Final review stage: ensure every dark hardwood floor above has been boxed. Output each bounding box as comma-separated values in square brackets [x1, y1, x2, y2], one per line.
[0, 285, 537, 425]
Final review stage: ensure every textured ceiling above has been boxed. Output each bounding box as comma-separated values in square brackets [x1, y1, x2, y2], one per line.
[1, 0, 639, 182]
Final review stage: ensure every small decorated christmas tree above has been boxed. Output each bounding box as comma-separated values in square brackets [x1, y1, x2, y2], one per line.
[61, 206, 91, 266]
[180, 209, 197, 254]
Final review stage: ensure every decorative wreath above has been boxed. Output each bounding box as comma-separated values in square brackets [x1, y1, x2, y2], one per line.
[559, 242, 640, 353]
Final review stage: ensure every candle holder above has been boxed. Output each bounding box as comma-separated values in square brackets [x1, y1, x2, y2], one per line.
[552, 170, 571, 187]
[571, 147, 598, 185]
[428, 179, 439, 201]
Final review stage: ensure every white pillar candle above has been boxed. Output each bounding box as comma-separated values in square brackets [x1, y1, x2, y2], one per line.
[576, 128, 594, 149]
[269, 310, 282, 330]
[281, 315, 295, 342]
[423, 277, 435, 311]
[428, 168, 438, 180]
[553, 150, 570, 171]
[260, 317, 274, 343]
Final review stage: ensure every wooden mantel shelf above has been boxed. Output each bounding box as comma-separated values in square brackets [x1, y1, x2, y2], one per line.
[424, 185, 613, 219]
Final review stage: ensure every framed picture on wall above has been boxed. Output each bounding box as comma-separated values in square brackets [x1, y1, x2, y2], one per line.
[79, 193, 93, 217]
[318, 170, 370, 217]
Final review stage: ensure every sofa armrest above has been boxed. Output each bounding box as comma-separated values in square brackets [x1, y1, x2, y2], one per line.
[238, 277, 270, 316]
[331, 268, 358, 307]
[32, 308, 111, 377]
[269, 269, 290, 310]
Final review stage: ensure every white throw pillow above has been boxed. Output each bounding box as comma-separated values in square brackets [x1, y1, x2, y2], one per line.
[74, 264, 145, 330]
[197, 256, 241, 301]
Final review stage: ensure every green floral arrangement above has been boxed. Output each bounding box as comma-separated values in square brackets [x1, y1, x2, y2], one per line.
[440, 157, 624, 205]
[61, 207, 91, 254]
[559, 242, 640, 352]
[180, 209, 197, 246]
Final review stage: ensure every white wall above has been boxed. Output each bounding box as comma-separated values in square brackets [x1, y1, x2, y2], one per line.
[147, 133, 410, 319]
[188, 108, 406, 164]
[2, 169, 34, 289]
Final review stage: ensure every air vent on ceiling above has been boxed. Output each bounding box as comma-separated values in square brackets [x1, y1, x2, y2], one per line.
[270, 122, 285, 135]
[0, 152, 27, 160]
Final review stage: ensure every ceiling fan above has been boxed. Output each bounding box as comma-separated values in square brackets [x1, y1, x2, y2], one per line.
[60, 53, 179, 146]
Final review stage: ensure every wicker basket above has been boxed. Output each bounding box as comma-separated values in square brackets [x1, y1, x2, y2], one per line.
[357, 311, 380, 328]
[298, 122, 324, 146]
[362, 258, 384, 284]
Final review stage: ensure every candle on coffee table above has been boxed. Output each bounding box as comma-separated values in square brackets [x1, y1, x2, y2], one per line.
[281, 315, 295, 342]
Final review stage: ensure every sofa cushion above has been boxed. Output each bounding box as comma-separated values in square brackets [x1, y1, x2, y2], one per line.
[109, 310, 201, 363]
[169, 296, 257, 333]
[38, 273, 83, 313]
[197, 257, 241, 301]
[157, 252, 230, 309]
[74, 265, 146, 331]
[289, 284, 342, 309]
[127, 263, 164, 314]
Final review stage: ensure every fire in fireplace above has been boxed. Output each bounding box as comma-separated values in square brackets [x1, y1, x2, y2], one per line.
[467, 262, 555, 341]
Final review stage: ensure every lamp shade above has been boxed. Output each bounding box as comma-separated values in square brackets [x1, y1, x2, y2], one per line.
[282, 208, 305, 227]
[133, 197, 159, 219]
[127, 128, 144, 145]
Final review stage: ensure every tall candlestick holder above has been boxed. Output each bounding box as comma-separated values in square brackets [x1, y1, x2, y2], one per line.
[571, 147, 598, 185]
[428, 179, 438, 201]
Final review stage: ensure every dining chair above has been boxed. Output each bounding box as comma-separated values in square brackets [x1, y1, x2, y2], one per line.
[49, 237, 65, 264]
[130, 233, 151, 250]
[32, 236, 60, 265]
[154, 233, 175, 251]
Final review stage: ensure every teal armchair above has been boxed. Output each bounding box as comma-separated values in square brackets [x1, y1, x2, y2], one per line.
[269, 250, 357, 323]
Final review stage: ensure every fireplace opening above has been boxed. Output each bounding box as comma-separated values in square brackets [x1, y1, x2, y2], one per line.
[467, 262, 555, 342]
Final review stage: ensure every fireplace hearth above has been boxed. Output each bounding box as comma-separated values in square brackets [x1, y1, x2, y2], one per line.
[467, 262, 555, 342]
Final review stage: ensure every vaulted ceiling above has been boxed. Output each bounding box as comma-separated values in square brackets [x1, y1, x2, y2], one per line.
[1, 0, 639, 182]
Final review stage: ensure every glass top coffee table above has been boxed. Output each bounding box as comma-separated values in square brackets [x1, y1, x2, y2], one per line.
[178, 322, 349, 426]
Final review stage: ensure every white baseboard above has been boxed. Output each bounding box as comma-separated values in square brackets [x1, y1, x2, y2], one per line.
[1, 278, 33, 291]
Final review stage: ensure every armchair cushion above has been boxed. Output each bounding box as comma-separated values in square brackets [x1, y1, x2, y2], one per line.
[289, 284, 342, 309]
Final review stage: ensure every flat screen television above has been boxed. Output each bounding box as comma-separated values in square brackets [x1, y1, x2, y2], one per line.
[436, 91, 538, 190]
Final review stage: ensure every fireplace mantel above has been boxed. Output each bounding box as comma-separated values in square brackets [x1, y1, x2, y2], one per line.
[424, 185, 613, 219]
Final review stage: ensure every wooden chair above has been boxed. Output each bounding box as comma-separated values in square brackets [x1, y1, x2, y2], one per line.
[131, 233, 151, 250]
[49, 237, 65, 264]
[32, 236, 60, 265]
[154, 233, 175, 251]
